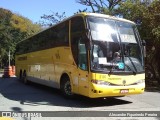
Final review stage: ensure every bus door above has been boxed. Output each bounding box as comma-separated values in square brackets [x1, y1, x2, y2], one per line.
[77, 38, 89, 96]
[71, 36, 89, 96]
[70, 16, 89, 96]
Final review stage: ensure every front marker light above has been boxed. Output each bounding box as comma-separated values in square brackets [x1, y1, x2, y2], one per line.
[91, 80, 110, 86]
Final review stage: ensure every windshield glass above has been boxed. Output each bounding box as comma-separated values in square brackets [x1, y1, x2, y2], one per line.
[88, 16, 144, 73]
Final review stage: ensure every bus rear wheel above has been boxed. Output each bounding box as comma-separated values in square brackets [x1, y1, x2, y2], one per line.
[60, 76, 74, 98]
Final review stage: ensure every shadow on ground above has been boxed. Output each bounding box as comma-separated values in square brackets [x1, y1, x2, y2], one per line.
[0, 77, 132, 108]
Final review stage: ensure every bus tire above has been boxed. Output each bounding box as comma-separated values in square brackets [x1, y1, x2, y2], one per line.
[60, 75, 74, 98]
[22, 70, 28, 84]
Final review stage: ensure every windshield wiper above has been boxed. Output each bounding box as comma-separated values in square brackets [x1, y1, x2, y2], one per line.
[126, 56, 137, 75]
[125, 63, 137, 75]
[108, 60, 137, 76]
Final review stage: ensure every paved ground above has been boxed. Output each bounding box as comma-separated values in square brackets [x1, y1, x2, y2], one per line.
[0, 74, 160, 120]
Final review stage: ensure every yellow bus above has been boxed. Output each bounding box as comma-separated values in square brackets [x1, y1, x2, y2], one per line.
[15, 12, 145, 98]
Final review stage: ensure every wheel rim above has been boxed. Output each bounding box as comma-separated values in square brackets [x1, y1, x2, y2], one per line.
[64, 81, 72, 96]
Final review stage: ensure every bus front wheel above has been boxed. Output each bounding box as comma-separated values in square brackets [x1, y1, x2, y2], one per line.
[60, 76, 74, 98]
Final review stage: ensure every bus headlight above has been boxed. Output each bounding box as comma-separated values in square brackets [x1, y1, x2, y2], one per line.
[91, 80, 110, 86]
[137, 79, 145, 84]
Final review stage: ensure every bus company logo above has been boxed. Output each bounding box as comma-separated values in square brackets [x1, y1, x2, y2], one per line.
[122, 80, 126, 85]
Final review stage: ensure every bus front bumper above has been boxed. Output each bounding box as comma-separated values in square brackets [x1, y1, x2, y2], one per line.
[89, 83, 145, 98]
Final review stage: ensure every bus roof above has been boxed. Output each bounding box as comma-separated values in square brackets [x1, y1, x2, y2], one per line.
[76, 12, 135, 24]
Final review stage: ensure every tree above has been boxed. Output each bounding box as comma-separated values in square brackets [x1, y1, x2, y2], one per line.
[0, 8, 42, 67]
[76, 0, 125, 15]
[40, 12, 67, 27]
[146, 1, 160, 83]
[11, 14, 42, 37]
[74, 8, 88, 14]
[0, 8, 13, 67]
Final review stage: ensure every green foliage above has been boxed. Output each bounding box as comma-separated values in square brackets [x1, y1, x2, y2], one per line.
[0, 8, 42, 68]
[11, 14, 41, 36]
[148, 1, 160, 42]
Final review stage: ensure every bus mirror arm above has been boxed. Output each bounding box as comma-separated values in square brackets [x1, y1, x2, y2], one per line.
[85, 29, 92, 50]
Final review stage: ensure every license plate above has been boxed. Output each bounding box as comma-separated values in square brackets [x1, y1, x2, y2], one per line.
[120, 89, 129, 94]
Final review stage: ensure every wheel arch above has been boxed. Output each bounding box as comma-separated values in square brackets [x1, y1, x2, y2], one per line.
[60, 73, 71, 87]
[59, 71, 74, 90]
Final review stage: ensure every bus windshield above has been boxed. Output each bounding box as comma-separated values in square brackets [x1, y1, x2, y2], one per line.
[88, 16, 144, 73]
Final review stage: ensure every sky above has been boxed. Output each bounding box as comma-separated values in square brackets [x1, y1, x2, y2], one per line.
[0, 0, 89, 23]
